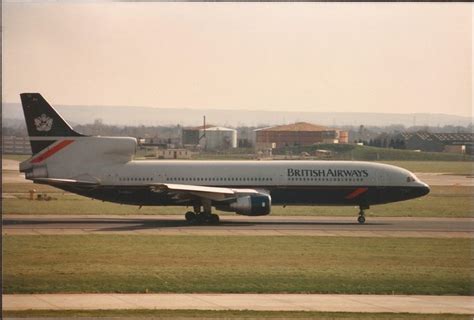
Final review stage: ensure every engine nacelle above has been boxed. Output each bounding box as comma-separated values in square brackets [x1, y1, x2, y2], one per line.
[227, 194, 271, 216]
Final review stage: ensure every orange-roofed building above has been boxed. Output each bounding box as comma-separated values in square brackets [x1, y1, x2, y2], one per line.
[255, 122, 348, 149]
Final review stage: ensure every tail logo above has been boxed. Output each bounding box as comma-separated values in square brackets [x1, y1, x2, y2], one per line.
[34, 114, 53, 132]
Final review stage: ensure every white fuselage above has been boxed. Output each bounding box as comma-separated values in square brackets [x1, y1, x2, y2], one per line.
[99, 160, 424, 189]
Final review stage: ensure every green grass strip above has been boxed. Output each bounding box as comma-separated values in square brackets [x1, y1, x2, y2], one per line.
[2, 309, 468, 319]
[3, 235, 471, 295]
[3, 185, 473, 218]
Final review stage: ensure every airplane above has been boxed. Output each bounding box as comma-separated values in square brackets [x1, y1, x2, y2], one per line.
[18, 93, 430, 224]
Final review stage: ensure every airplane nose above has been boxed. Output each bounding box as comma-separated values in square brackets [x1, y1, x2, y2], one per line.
[420, 184, 430, 196]
[415, 183, 430, 198]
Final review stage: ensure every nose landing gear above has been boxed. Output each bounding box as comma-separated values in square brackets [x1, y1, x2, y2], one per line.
[357, 204, 369, 224]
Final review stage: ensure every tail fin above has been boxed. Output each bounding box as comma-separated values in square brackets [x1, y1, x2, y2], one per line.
[20, 93, 83, 154]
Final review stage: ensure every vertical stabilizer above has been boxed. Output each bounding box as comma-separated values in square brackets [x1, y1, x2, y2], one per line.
[20, 93, 83, 154]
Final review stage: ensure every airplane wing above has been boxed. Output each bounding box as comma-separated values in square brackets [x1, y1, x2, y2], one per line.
[150, 183, 261, 201]
[33, 178, 100, 187]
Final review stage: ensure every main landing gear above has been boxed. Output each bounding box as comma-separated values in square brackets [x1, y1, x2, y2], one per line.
[357, 204, 369, 224]
[185, 200, 220, 225]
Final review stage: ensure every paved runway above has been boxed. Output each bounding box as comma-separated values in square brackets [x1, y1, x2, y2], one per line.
[4, 293, 474, 314]
[416, 172, 474, 187]
[3, 214, 473, 238]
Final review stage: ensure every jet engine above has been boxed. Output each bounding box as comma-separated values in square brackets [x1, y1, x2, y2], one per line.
[217, 194, 271, 216]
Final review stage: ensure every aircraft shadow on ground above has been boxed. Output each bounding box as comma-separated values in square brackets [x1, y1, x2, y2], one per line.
[3, 218, 389, 232]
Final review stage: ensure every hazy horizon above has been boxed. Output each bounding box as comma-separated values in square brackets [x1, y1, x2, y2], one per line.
[3, 101, 471, 127]
[3, 2, 472, 117]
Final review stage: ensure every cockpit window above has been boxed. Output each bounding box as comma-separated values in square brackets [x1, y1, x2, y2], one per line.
[406, 176, 415, 183]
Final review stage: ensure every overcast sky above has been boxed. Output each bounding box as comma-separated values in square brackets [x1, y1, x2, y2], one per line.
[3, 2, 472, 117]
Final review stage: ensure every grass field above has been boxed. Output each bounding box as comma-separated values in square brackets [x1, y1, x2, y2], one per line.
[275, 144, 474, 162]
[380, 161, 473, 175]
[3, 235, 471, 295]
[3, 309, 468, 319]
[4, 153, 473, 174]
[3, 185, 472, 217]
[5, 143, 474, 162]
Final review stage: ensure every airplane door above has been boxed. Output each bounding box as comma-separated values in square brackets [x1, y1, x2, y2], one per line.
[101, 173, 114, 184]
[375, 169, 387, 203]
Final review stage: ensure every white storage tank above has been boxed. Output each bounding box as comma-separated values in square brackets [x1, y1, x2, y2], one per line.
[199, 127, 237, 150]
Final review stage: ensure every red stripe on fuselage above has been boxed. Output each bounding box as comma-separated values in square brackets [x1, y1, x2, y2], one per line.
[31, 140, 74, 163]
[345, 187, 368, 200]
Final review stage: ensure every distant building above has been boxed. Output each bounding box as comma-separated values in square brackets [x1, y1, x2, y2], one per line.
[237, 127, 256, 148]
[3, 136, 32, 154]
[155, 148, 193, 159]
[139, 137, 176, 149]
[182, 125, 237, 150]
[254, 122, 348, 149]
[201, 127, 238, 150]
[395, 132, 474, 154]
[182, 124, 216, 146]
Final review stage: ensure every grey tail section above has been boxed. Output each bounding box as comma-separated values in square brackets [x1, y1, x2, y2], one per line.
[20, 93, 84, 155]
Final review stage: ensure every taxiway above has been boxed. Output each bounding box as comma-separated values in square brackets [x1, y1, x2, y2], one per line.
[3, 214, 473, 238]
[4, 293, 474, 314]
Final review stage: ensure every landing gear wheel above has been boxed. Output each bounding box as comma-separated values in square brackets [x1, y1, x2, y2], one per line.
[209, 214, 220, 224]
[357, 205, 368, 225]
[187, 213, 220, 225]
[185, 211, 196, 222]
[186, 200, 220, 225]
